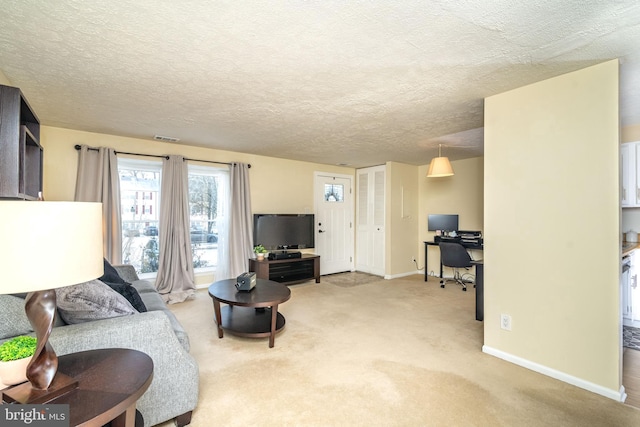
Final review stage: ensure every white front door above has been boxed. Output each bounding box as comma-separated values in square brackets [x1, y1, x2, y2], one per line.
[314, 172, 354, 275]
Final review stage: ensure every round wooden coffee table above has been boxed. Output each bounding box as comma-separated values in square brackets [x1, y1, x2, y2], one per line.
[208, 278, 291, 348]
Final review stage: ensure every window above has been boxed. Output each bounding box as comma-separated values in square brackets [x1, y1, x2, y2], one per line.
[324, 183, 344, 202]
[118, 158, 228, 276]
[188, 164, 228, 271]
[118, 158, 162, 274]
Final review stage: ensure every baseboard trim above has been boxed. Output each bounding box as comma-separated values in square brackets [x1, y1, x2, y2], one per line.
[386, 270, 421, 280]
[482, 345, 626, 402]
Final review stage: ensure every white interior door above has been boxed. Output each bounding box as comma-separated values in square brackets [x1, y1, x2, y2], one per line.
[356, 165, 385, 276]
[314, 173, 353, 275]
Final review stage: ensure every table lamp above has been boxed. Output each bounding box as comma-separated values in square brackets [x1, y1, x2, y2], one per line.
[0, 201, 103, 403]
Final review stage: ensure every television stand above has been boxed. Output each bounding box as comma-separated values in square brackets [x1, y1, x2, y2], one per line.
[249, 253, 320, 285]
[268, 251, 302, 260]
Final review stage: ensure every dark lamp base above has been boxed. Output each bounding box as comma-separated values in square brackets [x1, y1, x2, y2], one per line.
[2, 372, 78, 404]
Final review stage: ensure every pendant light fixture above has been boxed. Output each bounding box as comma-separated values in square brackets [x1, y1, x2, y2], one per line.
[427, 144, 454, 178]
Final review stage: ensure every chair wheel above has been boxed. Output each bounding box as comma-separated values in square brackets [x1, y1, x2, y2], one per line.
[440, 284, 445, 288]
[462, 287, 467, 291]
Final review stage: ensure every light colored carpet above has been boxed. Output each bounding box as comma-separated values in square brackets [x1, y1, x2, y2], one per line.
[320, 271, 383, 287]
[162, 274, 640, 426]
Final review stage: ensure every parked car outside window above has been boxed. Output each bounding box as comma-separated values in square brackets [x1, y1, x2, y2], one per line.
[190, 227, 218, 243]
[144, 225, 158, 236]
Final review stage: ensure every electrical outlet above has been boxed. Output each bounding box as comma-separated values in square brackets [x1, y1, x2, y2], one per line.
[501, 314, 512, 331]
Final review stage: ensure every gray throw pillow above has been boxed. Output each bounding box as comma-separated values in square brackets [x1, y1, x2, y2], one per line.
[0, 295, 33, 340]
[55, 280, 138, 324]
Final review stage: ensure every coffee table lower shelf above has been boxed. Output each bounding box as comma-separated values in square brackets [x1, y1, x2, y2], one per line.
[219, 306, 285, 337]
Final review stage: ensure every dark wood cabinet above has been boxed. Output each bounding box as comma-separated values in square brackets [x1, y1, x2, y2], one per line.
[249, 254, 320, 285]
[0, 84, 42, 200]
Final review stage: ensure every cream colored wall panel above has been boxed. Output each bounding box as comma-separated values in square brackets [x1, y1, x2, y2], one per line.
[387, 162, 419, 277]
[484, 60, 620, 394]
[0, 70, 11, 85]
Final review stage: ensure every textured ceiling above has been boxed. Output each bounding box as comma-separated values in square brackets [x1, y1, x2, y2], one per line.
[1, 1, 640, 168]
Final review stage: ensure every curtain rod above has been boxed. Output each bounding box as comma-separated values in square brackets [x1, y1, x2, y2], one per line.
[73, 144, 251, 168]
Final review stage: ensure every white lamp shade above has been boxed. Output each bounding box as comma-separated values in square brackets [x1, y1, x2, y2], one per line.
[427, 156, 454, 177]
[0, 201, 104, 294]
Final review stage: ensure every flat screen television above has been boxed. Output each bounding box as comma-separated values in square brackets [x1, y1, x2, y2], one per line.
[253, 214, 315, 250]
[427, 214, 459, 232]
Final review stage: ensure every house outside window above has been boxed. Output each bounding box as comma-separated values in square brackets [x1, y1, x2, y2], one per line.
[118, 158, 228, 276]
[118, 158, 162, 274]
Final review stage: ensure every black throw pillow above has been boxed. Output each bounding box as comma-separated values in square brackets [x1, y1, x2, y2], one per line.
[101, 281, 147, 313]
[100, 258, 128, 285]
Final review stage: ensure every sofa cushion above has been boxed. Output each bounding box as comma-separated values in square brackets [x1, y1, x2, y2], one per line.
[0, 295, 32, 340]
[99, 258, 129, 285]
[55, 280, 138, 324]
[96, 260, 147, 312]
[138, 291, 190, 351]
[102, 282, 147, 312]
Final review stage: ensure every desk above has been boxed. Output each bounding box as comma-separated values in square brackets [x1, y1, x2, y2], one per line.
[424, 240, 483, 281]
[424, 241, 484, 322]
[471, 261, 484, 321]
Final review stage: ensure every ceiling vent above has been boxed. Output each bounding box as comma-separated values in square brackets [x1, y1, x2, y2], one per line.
[153, 135, 180, 142]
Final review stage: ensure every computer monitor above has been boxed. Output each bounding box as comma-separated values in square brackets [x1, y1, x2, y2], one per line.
[428, 214, 459, 232]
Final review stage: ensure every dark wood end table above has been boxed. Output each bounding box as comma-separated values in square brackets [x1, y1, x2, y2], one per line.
[2, 348, 153, 427]
[208, 278, 291, 348]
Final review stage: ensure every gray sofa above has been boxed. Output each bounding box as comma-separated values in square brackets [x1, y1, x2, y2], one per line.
[0, 265, 199, 427]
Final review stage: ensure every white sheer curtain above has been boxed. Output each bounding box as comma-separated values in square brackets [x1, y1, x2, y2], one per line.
[74, 144, 122, 263]
[216, 170, 231, 280]
[227, 163, 253, 278]
[155, 155, 196, 303]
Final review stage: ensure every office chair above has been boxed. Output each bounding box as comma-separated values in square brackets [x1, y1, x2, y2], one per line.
[439, 242, 474, 291]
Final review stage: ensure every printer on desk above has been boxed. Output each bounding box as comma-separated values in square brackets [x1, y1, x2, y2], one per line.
[435, 230, 483, 246]
[459, 230, 483, 245]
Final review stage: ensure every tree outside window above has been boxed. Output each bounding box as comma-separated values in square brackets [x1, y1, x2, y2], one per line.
[188, 165, 226, 270]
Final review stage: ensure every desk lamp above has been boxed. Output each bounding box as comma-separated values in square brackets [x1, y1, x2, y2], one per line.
[427, 144, 454, 178]
[0, 201, 103, 403]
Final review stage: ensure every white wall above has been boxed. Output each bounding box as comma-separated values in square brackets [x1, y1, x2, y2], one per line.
[484, 60, 621, 398]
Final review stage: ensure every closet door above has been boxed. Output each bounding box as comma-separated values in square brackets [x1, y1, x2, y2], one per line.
[622, 143, 632, 207]
[356, 165, 385, 276]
